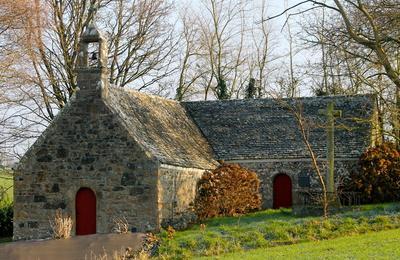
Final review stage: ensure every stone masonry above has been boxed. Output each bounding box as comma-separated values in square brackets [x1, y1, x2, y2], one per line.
[226, 159, 357, 208]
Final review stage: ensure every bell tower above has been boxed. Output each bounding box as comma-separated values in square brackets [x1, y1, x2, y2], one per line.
[76, 20, 109, 99]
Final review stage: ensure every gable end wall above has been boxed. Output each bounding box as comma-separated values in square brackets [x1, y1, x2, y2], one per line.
[14, 97, 159, 240]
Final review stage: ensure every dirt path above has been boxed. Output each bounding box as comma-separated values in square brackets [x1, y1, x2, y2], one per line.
[0, 233, 145, 260]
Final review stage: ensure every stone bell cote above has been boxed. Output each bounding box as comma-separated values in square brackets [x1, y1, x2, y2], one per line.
[76, 22, 109, 99]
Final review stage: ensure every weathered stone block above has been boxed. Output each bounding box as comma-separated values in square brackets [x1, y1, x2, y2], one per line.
[33, 195, 47, 202]
[44, 201, 66, 210]
[37, 155, 52, 163]
[81, 155, 96, 164]
[56, 147, 68, 158]
[15, 196, 32, 203]
[129, 187, 144, 196]
[127, 163, 136, 169]
[121, 172, 136, 186]
[51, 184, 60, 193]
[28, 221, 38, 228]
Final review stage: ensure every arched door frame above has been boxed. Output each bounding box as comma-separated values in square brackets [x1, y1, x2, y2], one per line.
[75, 187, 97, 235]
[273, 173, 293, 209]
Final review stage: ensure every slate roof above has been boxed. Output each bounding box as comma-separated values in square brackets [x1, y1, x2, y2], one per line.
[183, 95, 375, 161]
[105, 87, 218, 169]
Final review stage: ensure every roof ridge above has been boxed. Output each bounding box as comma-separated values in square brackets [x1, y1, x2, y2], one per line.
[109, 85, 179, 104]
[182, 93, 375, 104]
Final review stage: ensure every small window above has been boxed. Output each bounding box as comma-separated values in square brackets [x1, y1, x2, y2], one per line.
[298, 170, 311, 188]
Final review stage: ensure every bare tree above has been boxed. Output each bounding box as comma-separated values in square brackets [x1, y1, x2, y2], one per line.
[103, 0, 178, 90]
[285, 0, 299, 98]
[269, 0, 400, 144]
[176, 0, 278, 101]
[0, 0, 47, 159]
[292, 103, 329, 217]
[175, 13, 205, 101]
[247, 0, 275, 98]
[194, 0, 248, 100]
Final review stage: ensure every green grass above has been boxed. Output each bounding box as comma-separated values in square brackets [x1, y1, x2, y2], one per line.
[157, 203, 400, 259]
[0, 169, 13, 203]
[211, 228, 400, 259]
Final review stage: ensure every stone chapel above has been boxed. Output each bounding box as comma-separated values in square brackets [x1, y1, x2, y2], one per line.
[13, 24, 377, 240]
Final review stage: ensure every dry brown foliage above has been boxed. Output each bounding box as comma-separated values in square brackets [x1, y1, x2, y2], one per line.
[112, 216, 129, 234]
[91, 233, 160, 260]
[90, 248, 149, 260]
[113, 247, 148, 260]
[194, 163, 261, 220]
[166, 226, 175, 240]
[200, 223, 206, 232]
[49, 208, 73, 239]
[350, 142, 400, 203]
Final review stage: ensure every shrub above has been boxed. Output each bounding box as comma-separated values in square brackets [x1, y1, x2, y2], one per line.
[49, 208, 73, 239]
[112, 216, 129, 234]
[0, 202, 13, 237]
[350, 142, 400, 203]
[194, 163, 261, 220]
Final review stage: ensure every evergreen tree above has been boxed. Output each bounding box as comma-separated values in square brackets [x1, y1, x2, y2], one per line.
[216, 78, 229, 100]
[245, 78, 257, 99]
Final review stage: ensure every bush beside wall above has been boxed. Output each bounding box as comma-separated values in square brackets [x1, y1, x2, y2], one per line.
[194, 163, 261, 220]
[0, 202, 13, 237]
[350, 142, 400, 203]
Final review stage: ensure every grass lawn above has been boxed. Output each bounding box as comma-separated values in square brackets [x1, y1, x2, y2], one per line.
[0, 169, 13, 202]
[157, 203, 400, 259]
[214, 228, 400, 259]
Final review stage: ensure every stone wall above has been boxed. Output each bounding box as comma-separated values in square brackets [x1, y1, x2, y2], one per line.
[157, 164, 206, 229]
[14, 96, 159, 240]
[227, 159, 358, 208]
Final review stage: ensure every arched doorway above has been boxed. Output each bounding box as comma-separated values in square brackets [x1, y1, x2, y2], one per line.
[75, 187, 96, 235]
[273, 174, 292, 209]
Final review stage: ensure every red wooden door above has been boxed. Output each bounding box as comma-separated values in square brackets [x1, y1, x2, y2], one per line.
[273, 174, 292, 209]
[75, 188, 96, 235]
